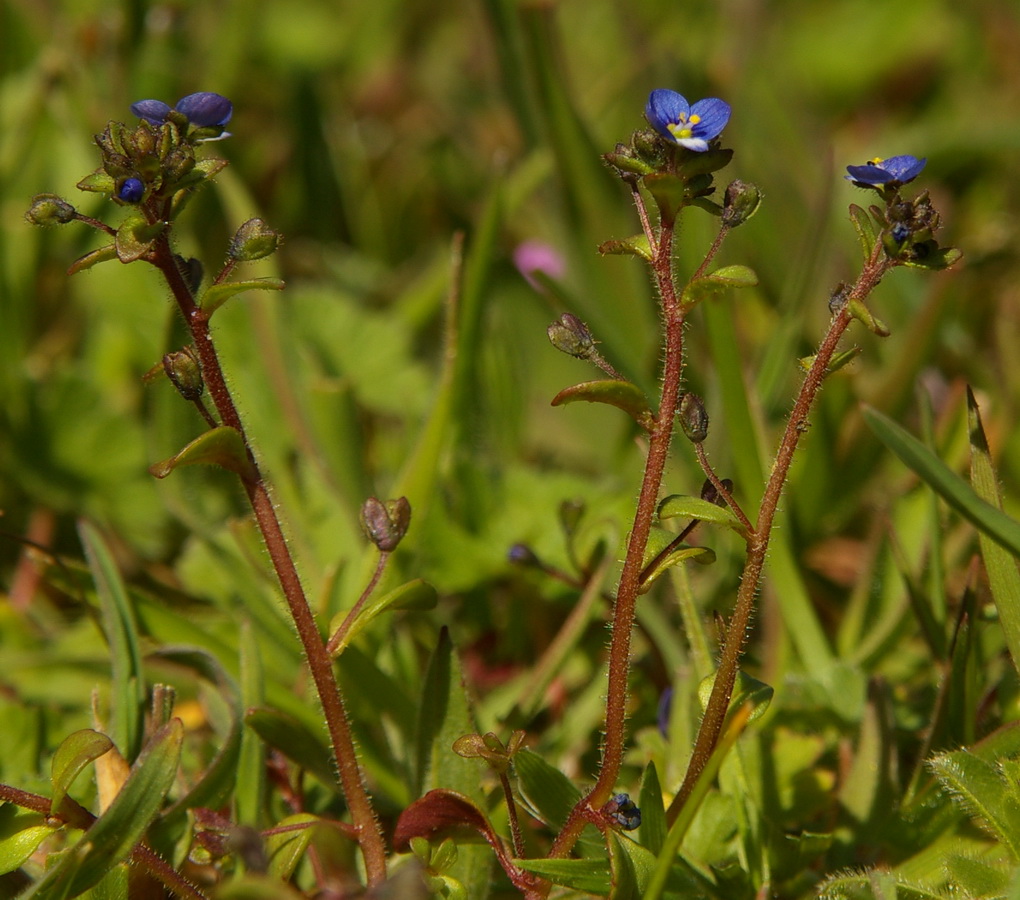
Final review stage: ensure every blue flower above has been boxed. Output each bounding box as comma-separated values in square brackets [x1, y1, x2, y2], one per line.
[845, 155, 926, 187]
[117, 177, 145, 203]
[131, 92, 233, 129]
[645, 89, 731, 152]
[608, 793, 642, 831]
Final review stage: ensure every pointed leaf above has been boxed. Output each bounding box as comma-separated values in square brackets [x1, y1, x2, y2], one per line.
[171, 156, 230, 192]
[697, 669, 773, 724]
[637, 763, 667, 856]
[67, 244, 118, 275]
[639, 545, 715, 593]
[681, 265, 758, 310]
[149, 426, 257, 481]
[848, 204, 878, 262]
[657, 494, 747, 537]
[512, 748, 582, 831]
[903, 246, 963, 271]
[266, 814, 320, 881]
[642, 173, 688, 223]
[967, 388, 1020, 673]
[847, 299, 889, 336]
[551, 380, 654, 432]
[50, 729, 115, 815]
[26, 720, 183, 899]
[244, 707, 338, 792]
[798, 347, 861, 375]
[862, 405, 1020, 559]
[114, 214, 164, 263]
[608, 832, 658, 900]
[598, 235, 652, 261]
[0, 806, 58, 876]
[200, 278, 286, 317]
[513, 857, 612, 894]
[76, 170, 116, 194]
[328, 579, 438, 655]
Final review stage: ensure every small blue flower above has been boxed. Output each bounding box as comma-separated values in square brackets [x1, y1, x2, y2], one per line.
[645, 89, 731, 152]
[131, 92, 233, 129]
[117, 177, 145, 203]
[845, 155, 926, 187]
[608, 793, 641, 831]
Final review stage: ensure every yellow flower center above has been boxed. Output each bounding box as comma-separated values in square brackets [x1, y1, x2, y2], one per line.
[666, 113, 701, 142]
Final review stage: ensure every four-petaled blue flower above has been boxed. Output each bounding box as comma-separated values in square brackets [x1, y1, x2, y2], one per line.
[845, 155, 926, 187]
[131, 92, 233, 129]
[645, 89, 731, 152]
[118, 177, 145, 204]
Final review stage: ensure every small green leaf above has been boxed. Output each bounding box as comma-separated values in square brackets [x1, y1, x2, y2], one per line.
[598, 235, 653, 261]
[512, 749, 581, 832]
[945, 853, 1010, 898]
[846, 299, 889, 336]
[640, 526, 716, 593]
[863, 405, 1020, 560]
[681, 265, 758, 310]
[50, 729, 115, 815]
[798, 347, 861, 375]
[848, 204, 877, 262]
[0, 806, 58, 876]
[67, 244, 118, 275]
[697, 669, 773, 724]
[513, 857, 612, 894]
[76, 170, 116, 193]
[657, 494, 747, 537]
[642, 172, 687, 223]
[171, 156, 229, 192]
[149, 426, 257, 481]
[266, 814, 320, 881]
[328, 579, 438, 655]
[114, 214, 164, 263]
[902, 246, 963, 271]
[200, 278, 286, 317]
[608, 832, 658, 900]
[245, 707, 338, 792]
[551, 380, 654, 432]
[637, 763, 667, 856]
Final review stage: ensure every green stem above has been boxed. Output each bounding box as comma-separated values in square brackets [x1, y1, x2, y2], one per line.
[149, 233, 387, 885]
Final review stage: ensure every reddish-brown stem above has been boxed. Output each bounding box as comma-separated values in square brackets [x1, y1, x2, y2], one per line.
[501, 772, 526, 859]
[148, 232, 387, 884]
[326, 553, 389, 655]
[694, 442, 753, 535]
[668, 245, 893, 821]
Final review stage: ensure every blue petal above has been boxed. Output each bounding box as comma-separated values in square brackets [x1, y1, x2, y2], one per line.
[645, 89, 690, 140]
[845, 163, 892, 185]
[131, 99, 172, 125]
[690, 98, 731, 141]
[175, 92, 233, 128]
[881, 154, 926, 182]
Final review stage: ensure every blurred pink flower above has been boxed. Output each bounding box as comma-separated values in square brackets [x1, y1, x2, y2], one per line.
[513, 240, 566, 290]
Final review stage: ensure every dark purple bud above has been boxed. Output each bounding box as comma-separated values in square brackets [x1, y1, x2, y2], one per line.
[360, 496, 411, 552]
[131, 99, 172, 126]
[175, 92, 233, 128]
[117, 177, 145, 204]
[607, 793, 641, 831]
[700, 478, 733, 507]
[25, 194, 77, 226]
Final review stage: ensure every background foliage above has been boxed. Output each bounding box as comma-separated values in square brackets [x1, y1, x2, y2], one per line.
[3, 0, 1020, 897]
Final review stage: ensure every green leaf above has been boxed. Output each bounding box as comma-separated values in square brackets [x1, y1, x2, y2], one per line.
[49, 729, 115, 815]
[657, 494, 747, 537]
[798, 347, 861, 375]
[22, 720, 183, 900]
[597, 235, 653, 261]
[637, 763, 667, 856]
[76, 170, 115, 193]
[149, 426, 257, 481]
[236, 622, 267, 828]
[67, 244, 118, 275]
[328, 579, 438, 655]
[79, 521, 146, 761]
[639, 534, 716, 594]
[945, 854, 1010, 898]
[862, 405, 1020, 560]
[171, 156, 229, 192]
[967, 388, 1020, 674]
[697, 669, 773, 724]
[642, 173, 688, 223]
[512, 749, 581, 832]
[608, 831, 658, 900]
[0, 806, 58, 876]
[929, 747, 1020, 859]
[244, 707, 338, 793]
[513, 857, 612, 894]
[266, 813, 320, 881]
[848, 204, 877, 262]
[551, 380, 654, 432]
[681, 265, 758, 310]
[846, 299, 889, 337]
[199, 277, 286, 317]
[114, 214, 164, 263]
[902, 246, 963, 271]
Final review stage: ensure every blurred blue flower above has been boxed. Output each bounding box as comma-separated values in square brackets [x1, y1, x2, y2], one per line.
[131, 92, 233, 129]
[645, 89, 731, 152]
[845, 155, 926, 187]
[117, 177, 145, 203]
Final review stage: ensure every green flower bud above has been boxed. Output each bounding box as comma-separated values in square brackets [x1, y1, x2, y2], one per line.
[678, 393, 709, 443]
[547, 313, 596, 359]
[229, 218, 283, 262]
[25, 194, 77, 226]
[360, 496, 411, 552]
[162, 347, 204, 401]
[721, 180, 762, 227]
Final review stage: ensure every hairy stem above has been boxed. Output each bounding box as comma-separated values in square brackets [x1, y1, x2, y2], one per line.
[149, 234, 387, 884]
[668, 245, 892, 820]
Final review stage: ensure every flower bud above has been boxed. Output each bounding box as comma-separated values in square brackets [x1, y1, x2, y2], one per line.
[721, 179, 762, 227]
[360, 496, 411, 552]
[678, 393, 709, 443]
[507, 543, 540, 567]
[162, 347, 204, 401]
[25, 194, 77, 226]
[547, 313, 596, 359]
[229, 218, 283, 262]
[117, 177, 145, 204]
